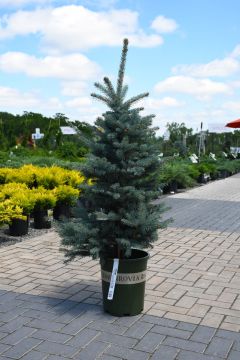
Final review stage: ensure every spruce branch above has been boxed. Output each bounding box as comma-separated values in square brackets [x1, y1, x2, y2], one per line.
[103, 77, 116, 99]
[91, 93, 111, 106]
[116, 38, 129, 97]
[123, 92, 149, 108]
[94, 82, 111, 97]
[121, 84, 128, 98]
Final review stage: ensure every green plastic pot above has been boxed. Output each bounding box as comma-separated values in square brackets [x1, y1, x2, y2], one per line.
[101, 248, 149, 316]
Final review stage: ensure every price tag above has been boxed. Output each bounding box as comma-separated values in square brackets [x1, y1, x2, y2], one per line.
[107, 258, 119, 300]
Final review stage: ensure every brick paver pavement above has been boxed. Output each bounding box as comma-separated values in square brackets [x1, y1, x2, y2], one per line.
[0, 174, 240, 359]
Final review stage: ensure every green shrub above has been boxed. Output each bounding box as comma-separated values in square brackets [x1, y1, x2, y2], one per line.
[159, 161, 196, 189]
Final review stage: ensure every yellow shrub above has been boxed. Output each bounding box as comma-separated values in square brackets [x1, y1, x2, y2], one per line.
[0, 200, 26, 225]
[31, 187, 57, 210]
[53, 185, 79, 205]
[0, 182, 28, 198]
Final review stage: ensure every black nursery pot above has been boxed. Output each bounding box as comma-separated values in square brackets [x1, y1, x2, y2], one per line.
[33, 209, 51, 229]
[219, 170, 228, 179]
[169, 180, 178, 193]
[53, 202, 72, 220]
[9, 217, 29, 236]
[101, 249, 149, 316]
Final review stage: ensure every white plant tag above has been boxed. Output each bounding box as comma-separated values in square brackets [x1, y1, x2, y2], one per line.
[107, 258, 119, 300]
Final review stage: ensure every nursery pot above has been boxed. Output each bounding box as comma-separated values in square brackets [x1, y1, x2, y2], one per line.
[53, 202, 72, 220]
[9, 217, 29, 236]
[219, 170, 228, 179]
[33, 208, 51, 229]
[169, 181, 178, 193]
[101, 249, 149, 316]
[198, 174, 206, 184]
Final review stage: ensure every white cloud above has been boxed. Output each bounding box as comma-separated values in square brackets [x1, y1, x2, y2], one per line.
[0, 6, 167, 52]
[61, 81, 89, 97]
[142, 96, 184, 110]
[0, 86, 39, 107]
[230, 44, 240, 58]
[65, 96, 93, 108]
[172, 44, 240, 78]
[0, 52, 101, 80]
[172, 58, 239, 78]
[151, 15, 178, 33]
[154, 76, 231, 100]
[222, 101, 240, 113]
[0, 85, 63, 111]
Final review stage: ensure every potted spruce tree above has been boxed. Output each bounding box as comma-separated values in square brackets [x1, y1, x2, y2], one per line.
[59, 39, 168, 316]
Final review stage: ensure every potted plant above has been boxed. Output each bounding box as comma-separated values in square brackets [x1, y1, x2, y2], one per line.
[0, 199, 28, 236]
[195, 162, 211, 183]
[32, 187, 56, 229]
[0, 183, 35, 236]
[58, 39, 168, 316]
[53, 185, 79, 220]
[159, 161, 196, 194]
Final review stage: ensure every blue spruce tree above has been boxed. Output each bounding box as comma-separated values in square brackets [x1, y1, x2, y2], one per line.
[59, 39, 168, 261]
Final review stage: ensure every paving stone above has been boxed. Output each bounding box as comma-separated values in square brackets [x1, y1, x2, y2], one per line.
[0, 293, 18, 304]
[1, 174, 240, 360]
[20, 350, 48, 360]
[205, 336, 233, 358]
[66, 328, 99, 347]
[97, 332, 138, 348]
[151, 325, 191, 339]
[0, 344, 11, 355]
[190, 326, 216, 344]
[2, 337, 42, 359]
[134, 332, 165, 352]
[22, 309, 58, 321]
[113, 315, 141, 327]
[27, 319, 65, 332]
[99, 355, 122, 360]
[216, 329, 240, 342]
[140, 315, 178, 327]
[0, 316, 31, 333]
[31, 329, 71, 343]
[150, 345, 179, 360]
[74, 340, 109, 360]
[0, 307, 28, 322]
[176, 322, 197, 332]
[60, 317, 93, 335]
[0, 326, 36, 345]
[104, 344, 150, 360]
[50, 299, 79, 315]
[36, 340, 78, 357]
[163, 337, 206, 353]
[88, 321, 127, 335]
[228, 349, 240, 360]
[177, 350, 220, 360]
[123, 321, 153, 339]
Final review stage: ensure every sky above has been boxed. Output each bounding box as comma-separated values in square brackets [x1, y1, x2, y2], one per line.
[0, 0, 240, 134]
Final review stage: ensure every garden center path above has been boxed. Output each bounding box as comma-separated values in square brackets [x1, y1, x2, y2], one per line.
[0, 174, 240, 359]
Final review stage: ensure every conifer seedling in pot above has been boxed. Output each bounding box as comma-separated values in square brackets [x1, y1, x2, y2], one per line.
[59, 39, 168, 316]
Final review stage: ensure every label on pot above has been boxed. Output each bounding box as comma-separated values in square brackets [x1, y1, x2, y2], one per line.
[107, 258, 119, 300]
[102, 270, 147, 285]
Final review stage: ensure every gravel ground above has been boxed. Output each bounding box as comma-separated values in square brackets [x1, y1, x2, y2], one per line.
[0, 221, 56, 248]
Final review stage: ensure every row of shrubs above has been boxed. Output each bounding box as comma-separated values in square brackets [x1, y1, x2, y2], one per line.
[159, 158, 240, 193]
[0, 165, 86, 235]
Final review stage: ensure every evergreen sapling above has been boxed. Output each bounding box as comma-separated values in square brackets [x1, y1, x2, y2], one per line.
[59, 38, 168, 262]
